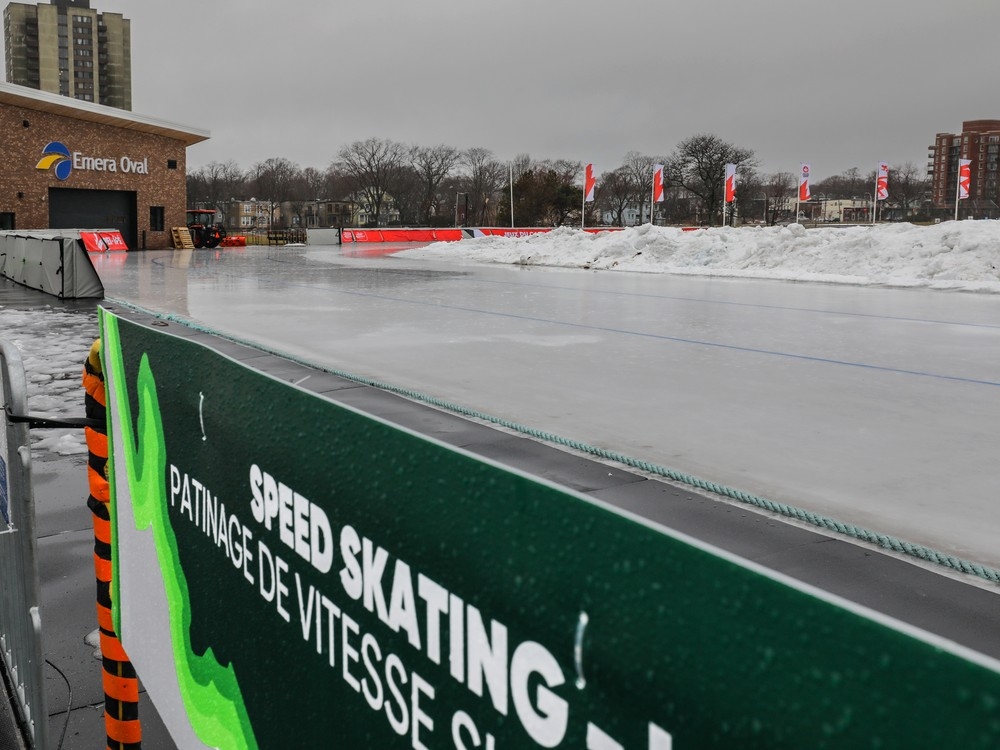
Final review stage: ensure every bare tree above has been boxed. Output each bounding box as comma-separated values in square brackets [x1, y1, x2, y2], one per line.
[250, 157, 301, 228]
[887, 162, 929, 219]
[300, 167, 327, 199]
[621, 152, 660, 225]
[502, 154, 535, 226]
[814, 167, 871, 201]
[461, 147, 507, 226]
[596, 167, 634, 226]
[510, 153, 533, 182]
[412, 145, 461, 224]
[761, 171, 795, 225]
[521, 159, 584, 225]
[390, 165, 423, 225]
[842, 167, 868, 198]
[187, 160, 244, 223]
[337, 138, 407, 227]
[667, 134, 757, 225]
[324, 163, 354, 201]
[547, 159, 584, 186]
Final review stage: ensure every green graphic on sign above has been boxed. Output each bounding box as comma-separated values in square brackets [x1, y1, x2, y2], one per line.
[101, 308, 1000, 749]
[103, 313, 257, 750]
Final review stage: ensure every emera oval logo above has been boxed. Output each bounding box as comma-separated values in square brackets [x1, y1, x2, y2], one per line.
[36, 141, 73, 181]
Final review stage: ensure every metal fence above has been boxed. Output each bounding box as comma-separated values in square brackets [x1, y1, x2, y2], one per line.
[0, 338, 48, 749]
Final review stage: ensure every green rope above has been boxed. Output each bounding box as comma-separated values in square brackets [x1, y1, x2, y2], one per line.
[106, 299, 1000, 586]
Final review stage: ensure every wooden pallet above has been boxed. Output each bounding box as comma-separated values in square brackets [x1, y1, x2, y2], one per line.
[171, 226, 194, 249]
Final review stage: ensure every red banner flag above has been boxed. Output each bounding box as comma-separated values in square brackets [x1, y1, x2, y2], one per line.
[799, 163, 811, 202]
[958, 159, 972, 200]
[584, 164, 597, 202]
[724, 163, 737, 203]
[653, 164, 665, 203]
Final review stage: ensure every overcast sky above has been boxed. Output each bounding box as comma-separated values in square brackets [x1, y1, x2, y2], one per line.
[10, 0, 1000, 180]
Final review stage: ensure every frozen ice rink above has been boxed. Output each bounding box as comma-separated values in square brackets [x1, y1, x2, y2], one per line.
[92, 243, 1000, 571]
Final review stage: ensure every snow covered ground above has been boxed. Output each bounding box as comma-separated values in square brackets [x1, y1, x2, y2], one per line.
[0, 303, 97, 459]
[402, 222, 1000, 293]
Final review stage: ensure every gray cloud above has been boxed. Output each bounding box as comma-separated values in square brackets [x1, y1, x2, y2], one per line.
[9, 0, 999, 180]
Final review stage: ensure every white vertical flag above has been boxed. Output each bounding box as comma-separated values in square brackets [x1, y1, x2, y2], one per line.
[582, 163, 596, 228]
[958, 159, 971, 200]
[724, 163, 737, 203]
[653, 164, 665, 203]
[955, 158, 972, 221]
[584, 163, 597, 202]
[876, 162, 890, 201]
[799, 163, 811, 202]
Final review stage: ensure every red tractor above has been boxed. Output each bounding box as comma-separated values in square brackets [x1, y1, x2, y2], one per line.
[186, 209, 227, 249]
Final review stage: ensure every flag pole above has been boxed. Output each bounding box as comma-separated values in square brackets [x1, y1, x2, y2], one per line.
[509, 162, 514, 228]
[954, 164, 960, 222]
[796, 164, 802, 224]
[723, 167, 728, 227]
[650, 173, 655, 226]
[582, 167, 586, 229]
[872, 167, 877, 226]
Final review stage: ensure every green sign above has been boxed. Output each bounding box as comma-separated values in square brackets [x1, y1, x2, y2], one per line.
[100, 308, 1000, 749]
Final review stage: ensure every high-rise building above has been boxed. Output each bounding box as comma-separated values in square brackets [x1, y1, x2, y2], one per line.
[928, 120, 1000, 211]
[3, 0, 131, 110]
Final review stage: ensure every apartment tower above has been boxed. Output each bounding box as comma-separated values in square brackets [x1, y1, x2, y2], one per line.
[3, 0, 131, 110]
[928, 120, 1000, 211]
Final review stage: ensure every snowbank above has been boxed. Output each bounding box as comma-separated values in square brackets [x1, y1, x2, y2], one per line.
[401, 222, 1000, 293]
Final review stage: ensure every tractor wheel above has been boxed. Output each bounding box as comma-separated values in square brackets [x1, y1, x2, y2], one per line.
[190, 229, 205, 249]
[204, 233, 221, 249]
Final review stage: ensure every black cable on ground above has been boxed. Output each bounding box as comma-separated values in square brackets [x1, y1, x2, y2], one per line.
[44, 659, 72, 750]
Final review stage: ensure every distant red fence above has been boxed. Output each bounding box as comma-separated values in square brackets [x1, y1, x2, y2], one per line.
[341, 227, 626, 243]
[341, 228, 465, 243]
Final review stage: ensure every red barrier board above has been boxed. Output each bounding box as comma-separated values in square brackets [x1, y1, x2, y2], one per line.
[81, 230, 128, 252]
[470, 228, 553, 238]
[341, 227, 627, 243]
[342, 229, 464, 243]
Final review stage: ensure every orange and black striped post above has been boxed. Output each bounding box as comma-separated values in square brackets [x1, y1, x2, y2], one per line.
[83, 340, 142, 750]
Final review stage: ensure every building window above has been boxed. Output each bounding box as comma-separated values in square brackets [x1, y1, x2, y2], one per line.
[167, 159, 177, 170]
[0, 213, 14, 230]
[149, 206, 165, 232]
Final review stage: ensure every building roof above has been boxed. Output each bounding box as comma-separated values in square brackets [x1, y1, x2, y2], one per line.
[0, 81, 209, 146]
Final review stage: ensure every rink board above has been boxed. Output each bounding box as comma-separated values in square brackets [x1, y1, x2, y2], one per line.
[100, 307, 1000, 750]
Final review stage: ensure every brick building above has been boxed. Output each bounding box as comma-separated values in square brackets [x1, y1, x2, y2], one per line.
[0, 81, 207, 249]
[928, 120, 1000, 213]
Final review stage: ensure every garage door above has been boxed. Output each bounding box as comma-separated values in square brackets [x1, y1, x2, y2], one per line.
[49, 187, 137, 250]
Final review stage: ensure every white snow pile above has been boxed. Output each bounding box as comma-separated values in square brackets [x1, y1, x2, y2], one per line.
[0, 306, 98, 458]
[403, 222, 1000, 293]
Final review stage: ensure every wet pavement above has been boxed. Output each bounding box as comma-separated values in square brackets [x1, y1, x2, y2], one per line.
[0, 279, 177, 749]
[34, 452, 176, 750]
